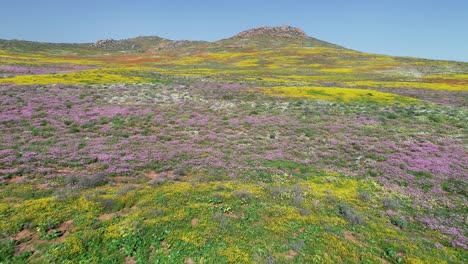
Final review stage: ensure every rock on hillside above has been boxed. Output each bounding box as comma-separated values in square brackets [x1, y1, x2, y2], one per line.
[234, 25, 309, 39]
[91, 38, 139, 50]
[150, 40, 194, 51]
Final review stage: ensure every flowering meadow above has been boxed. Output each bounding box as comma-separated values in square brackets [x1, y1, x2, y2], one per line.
[0, 33, 467, 263]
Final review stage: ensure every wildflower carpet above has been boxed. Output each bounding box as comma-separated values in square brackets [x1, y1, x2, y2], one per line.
[0, 26, 467, 263]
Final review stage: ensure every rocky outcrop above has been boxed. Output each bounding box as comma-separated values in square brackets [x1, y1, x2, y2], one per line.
[150, 40, 192, 51]
[233, 25, 308, 39]
[91, 38, 138, 50]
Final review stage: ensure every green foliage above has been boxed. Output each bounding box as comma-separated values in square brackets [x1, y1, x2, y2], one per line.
[357, 189, 373, 202]
[338, 203, 365, 225]
[39, 229, 64, 240]
[382, 197, 401, 210]
[408, 170, 432, 179]
[441, 179, 467, 197]
[0, 239, 15, 262]
[0, 173, 465, 263]
[390, 216, 408, 229]
[1, 41, 467, 262]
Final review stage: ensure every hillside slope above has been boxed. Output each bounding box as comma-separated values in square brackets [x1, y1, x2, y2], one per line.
[0, 26, 467, 263]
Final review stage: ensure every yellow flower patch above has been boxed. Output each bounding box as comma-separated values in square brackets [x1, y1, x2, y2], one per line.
[264, 86, 418, 104]
[218, 245, 250, 263]
[233, 58, 259, 67]
[347, 80, 467, 92]
[320, 68, 354, 73]
[0, 69, 149, 85]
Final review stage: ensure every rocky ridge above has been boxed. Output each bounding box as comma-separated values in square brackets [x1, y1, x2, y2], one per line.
[91, 38, 138, 50]
[233, 25, 309, 39]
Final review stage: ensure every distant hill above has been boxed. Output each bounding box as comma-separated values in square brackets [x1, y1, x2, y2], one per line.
[0, 25, 344, 53]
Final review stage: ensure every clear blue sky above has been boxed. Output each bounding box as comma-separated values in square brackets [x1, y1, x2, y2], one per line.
[1, 0, 467, 61]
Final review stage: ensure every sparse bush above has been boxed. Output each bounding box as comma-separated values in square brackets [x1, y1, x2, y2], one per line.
[212, 212, 231, 232]
[53, 188, 80, 201]
[235, 190, 253, 202]
[357, 190, 372, 202]
[209, 193, 224, 204]
[390, 216, 408, 229]
[290, 240, 306, 251]
[77, 174, 108, 189]
[298, 207, 311, 216]
[65, 175, 79, 186]
[222, 94, 233, 100]
[22, 222, 34, 230]
[270, 186, 290, 200]
[172, 167, 187, 180]
[90, 219, 102, 229]
[338, 203, 365, 225]
[265, 253, 278, 264]
[98, 198, 118, 212]
[291, 184, 305, 207]
[147, 209, 165, 217]
[116, 185, 137, 196]
[324, 194, 337, 204]
[382, 197, 400, 210]
[254, 251, 277, 264]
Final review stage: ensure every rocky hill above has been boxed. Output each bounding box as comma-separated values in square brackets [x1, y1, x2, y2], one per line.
[0, 25, 343, 53]
[234, 25, 309, 39]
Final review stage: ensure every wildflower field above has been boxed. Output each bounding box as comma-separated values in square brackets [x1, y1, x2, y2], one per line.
[0, 30, 467, 263]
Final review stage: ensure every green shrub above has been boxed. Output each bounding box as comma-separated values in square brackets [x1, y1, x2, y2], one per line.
[77, 174, 108, 189]
[382, 197, 400, 210]
[338, 203, 365, 225]
[0, 239, 15, 261]
[390, 216, 408, 229]
[357, 190, 372, 202]
[441, 179, 467, 197]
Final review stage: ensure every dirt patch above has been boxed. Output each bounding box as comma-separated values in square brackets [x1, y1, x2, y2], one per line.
[191, 218, 199, 227]
[223, 213, 239, 219]
[113, 176, 134, 183]
[98, 212, 121, 221]
[285, 249, 298, 260]
[145, 170, 169, 184]
[184, 258, 196, 264]
[9, 176, 26, 184]
[16, 242, 36, 256]
[160, 240, 170, 252]
[125, 256, 137, 264]
[13, 229, 48, 256]
[145, 170, 164, 180]
[55, 220, 73, 242]
[14, 229, 34, 241]
[145, 170, 187, 184]
[344, 230, 358, 243]
[35, 183, 49, 189]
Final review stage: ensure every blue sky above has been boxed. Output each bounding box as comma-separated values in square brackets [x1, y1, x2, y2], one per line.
[1, 0, 467, 61]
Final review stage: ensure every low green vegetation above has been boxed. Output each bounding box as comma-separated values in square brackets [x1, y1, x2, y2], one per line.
[1, 168, 464, 263]
[1, 26, 467, 263]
